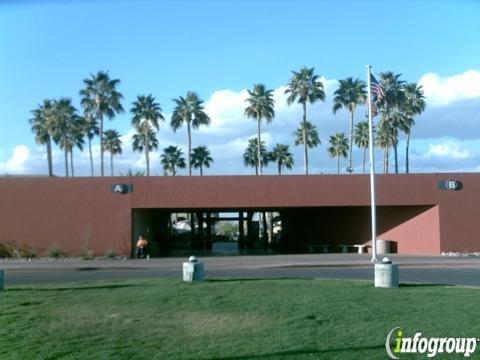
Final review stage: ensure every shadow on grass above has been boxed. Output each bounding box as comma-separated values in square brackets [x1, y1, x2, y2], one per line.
[205, 277, 313, 283]
[199, 344, 384, 359]
[6, 283, 149, 292]
[399, 283, 452, 288]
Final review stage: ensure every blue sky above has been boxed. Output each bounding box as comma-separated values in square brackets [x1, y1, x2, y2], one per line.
[1, 0, 480, 175]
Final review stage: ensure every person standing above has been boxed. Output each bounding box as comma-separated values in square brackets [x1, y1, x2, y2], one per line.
[135, 235, 148, 259]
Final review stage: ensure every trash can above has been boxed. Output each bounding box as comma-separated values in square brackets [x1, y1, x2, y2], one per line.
[183, 256, 204, 282]
[376, 239, 392, 254]
[374, 257, 399, 288]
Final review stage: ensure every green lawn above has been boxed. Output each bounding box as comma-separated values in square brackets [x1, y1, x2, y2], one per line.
[1, 278, 479, 359]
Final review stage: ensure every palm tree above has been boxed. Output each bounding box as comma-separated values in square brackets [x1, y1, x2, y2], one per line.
[131, 94, 164, 176]
[294, 121, 320, 164]
[51, 98, 79, 177]
[29, 99, 56, 176]
[161, 146, 186, 176]
[120, 169, 145, 176]
[399, 83, 426, 173]
[378, 72, 405, 174]
[80, 71, 124, 177]
[244, 84, 275, 175]
[191, 146, 213, 176]
[132, 126, 159, 172]
[354, 121, 371, 174]
[332, 78, 366, 173]
[269, 144, 294, 175]
[376, 120, 396, 174]
[327, 133, 349, 174]
[243, 138, 269, 175]
[103, 129, 122, 176]
[171, 92, 210, 176]
[285, 67, 325, 174]
[66, 117, 85, 177]
[82, 111, 99, 176]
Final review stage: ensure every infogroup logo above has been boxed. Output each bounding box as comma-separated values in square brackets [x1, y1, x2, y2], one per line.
[385, 327, 478, 359]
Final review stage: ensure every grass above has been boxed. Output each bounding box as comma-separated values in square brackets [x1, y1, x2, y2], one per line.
[1, 278, 479, 359]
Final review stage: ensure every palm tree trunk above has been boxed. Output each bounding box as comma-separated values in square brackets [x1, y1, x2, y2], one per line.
[172, 164, 176, 176]
[98, 110, 104, 177]
[64, 148, 69, 177]
[348, 110, 354, 172]
[88, 137, 94, 177]
[187, 120, 192, 176]
[257, 116, 262, 176]
[255, 164, 258, 176]
[145, 126, 150, 176]
[362, 147, 366, 174]
[302, 102, 308, 175]
[406, 131, 411, 174]
[70, 150, 74, 177]
[200, 165, 203, 176]
[385, 148, 389, 174]
[111, 152, 114, 176]
[278, 162, 281, 175]
[393, 134, 399, 174]
[46, 137, 53, 177]
[337, 157, 340, 174]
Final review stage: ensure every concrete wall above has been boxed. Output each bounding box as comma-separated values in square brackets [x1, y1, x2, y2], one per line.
[0, 173, 479, 256]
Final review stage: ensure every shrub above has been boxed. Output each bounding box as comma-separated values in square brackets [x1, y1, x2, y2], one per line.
[104, 249, 116, 259]
[81, 249, 94, 260]
[48, 246, 63, 259]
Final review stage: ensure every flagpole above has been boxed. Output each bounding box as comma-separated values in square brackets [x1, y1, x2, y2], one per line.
[367, 65, 378, 263]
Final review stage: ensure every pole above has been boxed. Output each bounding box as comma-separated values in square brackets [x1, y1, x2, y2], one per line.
[367, 65, 378, 263]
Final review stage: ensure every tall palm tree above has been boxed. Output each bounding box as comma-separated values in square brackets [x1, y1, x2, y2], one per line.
[132, 126, 159, 172]
[354, 121, 371, 174]
[51, 98, 79, 177]
[376, 119, 396, 174]
[378, 72, 405, 174]
[80, 71, 124, 177]
[399, 83, 426, 173]
[285, 67, 325, 174]
[82, 111, 99, 177]
[131, 94, 164, 176]
[327, 133, 349, 174]
[29, 99, 56, 176]
[66, 117, 85, 177]
[191, 145, 213, 176]
[103, 129, 122, 176]
[332, 78, 366, 173]
[171, 92, 210, 176]
[294, 121, 320, 163]
[244, 84, 275, 175]
[269, 143, 294, 175]
[243, 138, 268, 175]
[161, 146, 186, 176]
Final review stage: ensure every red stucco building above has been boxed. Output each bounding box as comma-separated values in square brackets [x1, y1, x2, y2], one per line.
[0, 173, 478, 256]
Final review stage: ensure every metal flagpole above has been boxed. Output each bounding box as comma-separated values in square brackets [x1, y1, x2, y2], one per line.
[366, 65, 378, 263]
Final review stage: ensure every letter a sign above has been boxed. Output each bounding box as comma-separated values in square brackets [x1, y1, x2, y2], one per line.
[111, 184, 133, 194]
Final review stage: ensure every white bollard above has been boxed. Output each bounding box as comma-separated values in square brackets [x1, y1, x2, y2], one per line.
[374, 257, 399, 288]
[0, 270, 3, 291]
[183, 256, 204, 282]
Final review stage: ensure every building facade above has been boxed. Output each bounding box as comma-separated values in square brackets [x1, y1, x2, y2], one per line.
[0, 173, 478, 256]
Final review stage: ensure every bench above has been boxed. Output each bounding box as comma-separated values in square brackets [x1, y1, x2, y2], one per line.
[307, 244, 330, 253]
[339, 244, 367, 254]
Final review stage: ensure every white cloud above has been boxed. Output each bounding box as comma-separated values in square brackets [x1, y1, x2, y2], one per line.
[0, 145, 31, 174]
[424, 141, 473, 160]
[419, 70, 480, 106]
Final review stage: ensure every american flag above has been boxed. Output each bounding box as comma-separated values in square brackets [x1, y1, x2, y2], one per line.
[370, 73, 385, 101]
